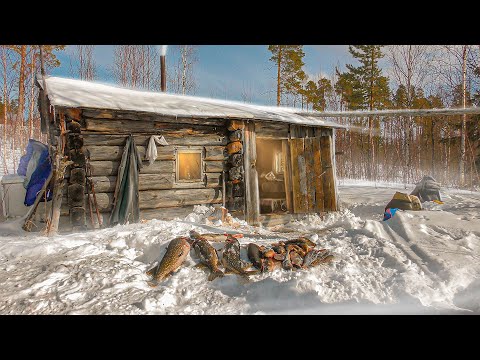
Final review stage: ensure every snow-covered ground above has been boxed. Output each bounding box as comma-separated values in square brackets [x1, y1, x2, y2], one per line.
[0, 182, 479, 314]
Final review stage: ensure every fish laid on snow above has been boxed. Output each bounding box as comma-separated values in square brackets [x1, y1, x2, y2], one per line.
[272, 243, 286, 261]
[310, 253, 334, 267]
[192, 238, 224, 281]
[145, 236, 191, 286]
[222, 236, 259, 278]
[285, 238, 316, 253]
[282, 245, 294, 271]
[289, 250, 304, 268]
[302, 249, 333, 268]
[189, 230, 243, 242]
[247, 243, 265, 272]
[264, 257, 282, 272]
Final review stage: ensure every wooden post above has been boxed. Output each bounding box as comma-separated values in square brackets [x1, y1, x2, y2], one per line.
[282, 140, 293, 213]
[22, 172, 53, 231]
[244, 121, 260, 226]
[313, 136, 324, 212]
[320, 131, 337, 211]
[47, 113, 72, 235]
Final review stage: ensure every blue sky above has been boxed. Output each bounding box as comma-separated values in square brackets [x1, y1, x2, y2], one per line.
[51, 45, 359, 105]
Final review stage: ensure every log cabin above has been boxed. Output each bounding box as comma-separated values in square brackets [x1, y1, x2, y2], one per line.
[35, 76, 344, 231]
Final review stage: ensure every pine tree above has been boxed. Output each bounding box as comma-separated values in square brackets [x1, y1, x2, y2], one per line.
[268, 45, 306, 106]
[303, 77, 333, 111]
[337, 45, 391, 180]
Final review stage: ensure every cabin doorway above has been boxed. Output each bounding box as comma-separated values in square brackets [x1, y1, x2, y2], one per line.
[255, 138, 288, 215]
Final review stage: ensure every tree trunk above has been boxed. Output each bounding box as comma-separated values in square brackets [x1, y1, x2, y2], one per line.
[181, 46, 187, 95]
[16, 45, 27, 153]
[2, 47, 9, 174]
[431, 119, 435, 178]
[276, 46, 282, 106]
[28, 50, 36, 139]
[460, 45, 467, 186]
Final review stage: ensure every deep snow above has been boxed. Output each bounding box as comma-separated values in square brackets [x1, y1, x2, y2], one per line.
[0, 182, 479, 314]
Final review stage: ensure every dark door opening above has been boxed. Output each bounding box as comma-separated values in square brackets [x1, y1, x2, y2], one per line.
[256, 138, 287, 214]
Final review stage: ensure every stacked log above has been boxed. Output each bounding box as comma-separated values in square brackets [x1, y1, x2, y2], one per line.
[66, 116, 87, 230]
[225, 120, 245, 213]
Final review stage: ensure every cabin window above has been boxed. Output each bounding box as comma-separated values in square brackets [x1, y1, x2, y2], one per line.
[176, 148, 204, 182]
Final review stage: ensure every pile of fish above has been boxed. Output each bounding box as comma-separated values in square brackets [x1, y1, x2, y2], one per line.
[145, 230, 334, 287]
[247, 238, 334, 273]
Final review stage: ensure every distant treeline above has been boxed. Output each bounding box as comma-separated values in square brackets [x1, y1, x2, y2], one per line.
[1, 45, 479, 188]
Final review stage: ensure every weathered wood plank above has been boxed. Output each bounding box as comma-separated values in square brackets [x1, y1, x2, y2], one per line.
[204, 160, 228, 173]
[304, 138, 315, 213]
[255, 122, 289, 138]
[320, 135, 337, 211]
[89, 160, 174, 176]
[206, 173, 222, 188]
[84, 118, 223, 134]
[82, 133, 227, 146]
[139, 207, 198, 221]
[90, 172, 221, 193]
[90, 173, 175, 193]
[140, 188, 223, 209]
[290, 138, 308, 213]
[244, 122, 260, 225]
[204, 146, 227, 160]
[94, 188, 222, 212]
[313, 137, 324, 212]
[282, 140, 293, 213]
[82, 109, 225, 126]
[87, 145, 175, 161]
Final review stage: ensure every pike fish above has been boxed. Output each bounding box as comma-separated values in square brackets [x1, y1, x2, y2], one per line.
[222, 236, 259, 278]
[192, 238, 224, 281]
[145, 236, 191, 286]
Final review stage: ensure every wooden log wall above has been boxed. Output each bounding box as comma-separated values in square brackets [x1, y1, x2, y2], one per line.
[64, 109, 87, 230]
[52, 105, 339, 230]
[225, 120, 245, 215]
[56, 108, 228, 229]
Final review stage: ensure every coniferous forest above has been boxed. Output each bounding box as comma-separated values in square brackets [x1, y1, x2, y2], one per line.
[1, 45, 479, 188]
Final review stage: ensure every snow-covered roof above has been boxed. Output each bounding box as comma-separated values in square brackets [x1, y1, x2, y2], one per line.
[37, 76, 344, 129]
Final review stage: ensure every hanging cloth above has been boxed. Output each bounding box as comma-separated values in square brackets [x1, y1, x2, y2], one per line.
[145, 135, 169, 165]
[109, 135, 143, 226]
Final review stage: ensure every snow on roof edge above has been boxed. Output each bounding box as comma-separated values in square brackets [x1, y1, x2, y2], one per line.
[39, 76, 345, 129]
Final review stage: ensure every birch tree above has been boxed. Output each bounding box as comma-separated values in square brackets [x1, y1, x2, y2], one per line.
[112, 45, 159, 90]
[386, 45, 433, 183]
[168, 45, 198, 95]
[69, 45, 97, 81]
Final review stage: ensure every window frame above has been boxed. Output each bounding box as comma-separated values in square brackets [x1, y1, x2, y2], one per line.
[175, 147, 205, 184]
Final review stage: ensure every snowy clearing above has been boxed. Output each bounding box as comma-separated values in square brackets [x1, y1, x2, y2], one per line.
[0, 182, 479, 314]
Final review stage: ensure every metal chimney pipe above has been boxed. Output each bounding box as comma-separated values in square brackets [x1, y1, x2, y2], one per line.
[160, 55, 166, 92]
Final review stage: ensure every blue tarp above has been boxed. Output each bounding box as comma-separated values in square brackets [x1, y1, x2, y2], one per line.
[17, 139, 52, 206]
[383, 208, 399, 221]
